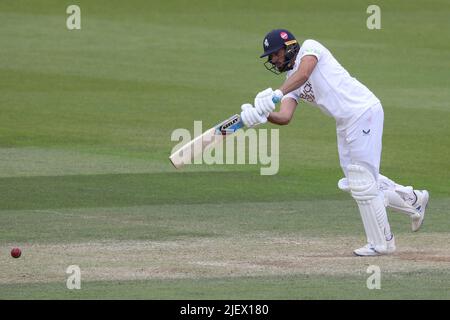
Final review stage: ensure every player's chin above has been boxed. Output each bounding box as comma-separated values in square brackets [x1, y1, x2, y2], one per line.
[275, 63, 288, 72]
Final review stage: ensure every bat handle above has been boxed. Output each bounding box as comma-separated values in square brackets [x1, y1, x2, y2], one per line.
[272, 96, 281, 104]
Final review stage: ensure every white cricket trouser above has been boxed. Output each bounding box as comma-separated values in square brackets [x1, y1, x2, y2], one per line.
[337, 102, 393, 243]
[337, 103, 384, 179]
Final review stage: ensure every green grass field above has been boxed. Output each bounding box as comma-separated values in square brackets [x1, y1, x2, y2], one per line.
[1, 0, 449, 299]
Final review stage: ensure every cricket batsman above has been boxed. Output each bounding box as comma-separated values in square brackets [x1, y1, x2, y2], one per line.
[240, 29, 429, 256]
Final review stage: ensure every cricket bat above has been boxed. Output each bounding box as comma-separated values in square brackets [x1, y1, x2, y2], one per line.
[169, 114, 244, 169]
[169, 96, 280, 169]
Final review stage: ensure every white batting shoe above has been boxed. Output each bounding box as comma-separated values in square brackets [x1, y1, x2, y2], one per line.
[353, 244, 380, 256]
[411, 190, 429, 232]
[353, 235, 396, 257]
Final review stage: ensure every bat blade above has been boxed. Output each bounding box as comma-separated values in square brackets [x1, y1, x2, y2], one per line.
[169, 114, 244, 169]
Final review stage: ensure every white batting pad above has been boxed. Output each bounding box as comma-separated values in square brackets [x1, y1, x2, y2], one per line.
[338, 174, 419, 218]
[347, 164, 391, 253]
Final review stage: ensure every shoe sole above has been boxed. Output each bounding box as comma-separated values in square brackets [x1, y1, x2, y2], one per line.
[353, 248, 383, 257]
[353, 251, 381, 257]
[353, 250, 395, 257]
[412, 190, 429, 232]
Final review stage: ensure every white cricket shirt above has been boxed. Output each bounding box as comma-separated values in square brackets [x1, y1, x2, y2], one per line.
[283, 39, 380, 131]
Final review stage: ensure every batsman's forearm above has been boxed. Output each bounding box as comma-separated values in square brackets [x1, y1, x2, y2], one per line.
[268, 112, 290, 125]
[279, 71, 308, 95]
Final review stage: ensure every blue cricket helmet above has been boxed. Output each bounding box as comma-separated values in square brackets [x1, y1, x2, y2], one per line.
[260, 29, 300, 74]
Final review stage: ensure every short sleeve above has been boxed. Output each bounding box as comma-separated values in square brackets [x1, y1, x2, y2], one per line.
[282, 90, 300, 103]
[299, 39, 324, 61]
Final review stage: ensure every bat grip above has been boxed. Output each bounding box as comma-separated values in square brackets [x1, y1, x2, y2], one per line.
[272, 96, 281, 104]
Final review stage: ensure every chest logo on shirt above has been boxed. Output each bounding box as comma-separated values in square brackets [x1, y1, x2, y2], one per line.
[299, 81, 315, 103]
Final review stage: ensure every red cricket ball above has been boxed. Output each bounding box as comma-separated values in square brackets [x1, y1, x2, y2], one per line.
[11, 247, 21, 258]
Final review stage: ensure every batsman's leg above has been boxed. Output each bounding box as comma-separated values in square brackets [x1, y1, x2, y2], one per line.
[347, 164, 396, 256]
[339, 175, 429, 232]
[378, 175, 429, 232]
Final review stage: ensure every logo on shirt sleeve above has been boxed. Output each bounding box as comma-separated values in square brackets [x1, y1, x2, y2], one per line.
[299, 81, 316, 103]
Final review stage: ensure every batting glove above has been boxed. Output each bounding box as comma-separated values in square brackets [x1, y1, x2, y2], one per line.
[254, 88, 283, 117]
[240, 103, 268, 128]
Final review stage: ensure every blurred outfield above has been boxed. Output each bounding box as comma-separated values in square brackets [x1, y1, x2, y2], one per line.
[0, 0, 449, 299]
